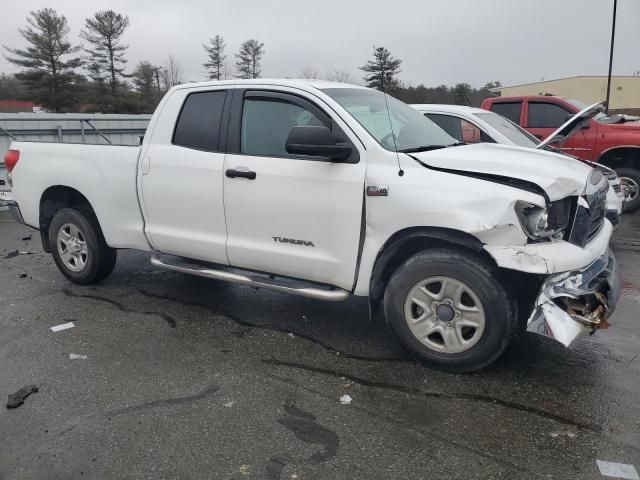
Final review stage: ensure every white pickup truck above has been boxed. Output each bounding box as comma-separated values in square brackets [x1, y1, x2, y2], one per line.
[5, 79, 620, 371]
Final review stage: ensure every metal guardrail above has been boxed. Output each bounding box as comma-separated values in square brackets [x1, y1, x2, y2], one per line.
[0, 115, 151, 146]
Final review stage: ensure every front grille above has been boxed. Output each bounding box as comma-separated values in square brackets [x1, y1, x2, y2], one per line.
[613, 184, 622, 194]
[567, 175, 608, 247]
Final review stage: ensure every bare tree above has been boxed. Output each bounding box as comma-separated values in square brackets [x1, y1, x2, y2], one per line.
[160, 55, 184, 91]
[300, 66, 319, 79]
[203, 34, 226, 80]
[325, 69, 356, 84]
[234, 39, 264, 79]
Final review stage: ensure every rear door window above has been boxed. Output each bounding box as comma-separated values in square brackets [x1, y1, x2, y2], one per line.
[489, 102, 522, 124]
[173, 90, 227, 151]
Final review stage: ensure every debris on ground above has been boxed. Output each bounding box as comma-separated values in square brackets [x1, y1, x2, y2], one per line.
[19, 273, 27, 278]
[69, 354, 88, 360]
[339, 394, 352, 405]
[50, 322, 75, 332]
[21, 234, 32, 241]
[19, 251, 37, 255]
[6, 385, 38, 409]
[239, 464, 250, 475]
[341, 382, 353, 389]
[287, 333, 295, 338]
[224, 401, 236, 408]
[550, 425, 578, 439]
[302, 315, 307, 322]
[3, 250, 19, 259]
[595, 460, 639, 480]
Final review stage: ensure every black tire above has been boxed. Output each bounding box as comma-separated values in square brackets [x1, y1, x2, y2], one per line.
[383, 248, 516, 372]
[615, 167, 640, 212]
[49, 207, 117, 285]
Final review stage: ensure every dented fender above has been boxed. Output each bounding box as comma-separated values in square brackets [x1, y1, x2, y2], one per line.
[483, 220, 613, 275]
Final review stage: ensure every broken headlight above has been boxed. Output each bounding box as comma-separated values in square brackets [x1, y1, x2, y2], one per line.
[515, 198, 572, 241]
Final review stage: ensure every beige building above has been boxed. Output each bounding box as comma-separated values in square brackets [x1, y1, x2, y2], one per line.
[491, 75, 640, 114]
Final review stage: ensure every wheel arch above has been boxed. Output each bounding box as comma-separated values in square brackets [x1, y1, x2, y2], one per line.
[597, 146, 640, 169]
[367, 227, 499, 318]
[39, 185, 102, 253]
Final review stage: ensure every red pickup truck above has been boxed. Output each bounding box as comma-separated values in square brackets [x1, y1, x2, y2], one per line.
[481, 95, 640, 211]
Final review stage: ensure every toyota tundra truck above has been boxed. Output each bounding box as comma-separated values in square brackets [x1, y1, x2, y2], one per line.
[481, 95, 640, 211]
[5, 79, 620, 371]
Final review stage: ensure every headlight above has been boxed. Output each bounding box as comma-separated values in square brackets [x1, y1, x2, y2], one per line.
[515, 199, 571, 240]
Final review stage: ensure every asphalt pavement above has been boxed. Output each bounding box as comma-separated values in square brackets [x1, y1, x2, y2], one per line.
[1, 210, 639, 480]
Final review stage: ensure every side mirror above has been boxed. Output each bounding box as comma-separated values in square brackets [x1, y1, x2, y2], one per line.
[286, 126, 352, 160]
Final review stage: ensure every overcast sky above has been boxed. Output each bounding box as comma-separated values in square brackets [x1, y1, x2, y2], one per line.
[1, 0, 639, 87]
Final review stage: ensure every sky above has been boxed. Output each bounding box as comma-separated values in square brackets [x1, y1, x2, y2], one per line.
[1, 0, 639, 88]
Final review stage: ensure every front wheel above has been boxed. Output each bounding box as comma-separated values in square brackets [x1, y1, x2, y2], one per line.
[616, 167, 640, 212]
[383, 248, 516, 372]
[49, 208, 117, 285]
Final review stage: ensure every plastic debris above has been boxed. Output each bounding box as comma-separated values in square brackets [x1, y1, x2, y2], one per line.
[239, 465, 250, 475]
[6, 385, 38, 409]
[69, 354, 87, 360]
[287, 333, 295, 338]
[19, 251, 37, 255]
[224, 401, 235, 408]
[339, 394, 352, 405]
[596, 460, 639, 480]
[21, 234, 32, 241]
[50, 322, 75, 332]
[3, 250, 19, 259]
[19, 273, 27, 278]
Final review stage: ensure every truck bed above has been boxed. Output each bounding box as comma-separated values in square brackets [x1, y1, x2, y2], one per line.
[9, 141, 150, 251]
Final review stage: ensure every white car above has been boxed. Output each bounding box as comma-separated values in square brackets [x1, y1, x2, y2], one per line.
[411, 103, 626, 222]
[4, 80, 619, 371]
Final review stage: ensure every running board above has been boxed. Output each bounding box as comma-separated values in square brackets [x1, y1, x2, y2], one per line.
[150, 256, 350, 302]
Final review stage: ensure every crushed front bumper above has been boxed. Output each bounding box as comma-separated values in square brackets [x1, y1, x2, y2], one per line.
[527, 249, 620, 347]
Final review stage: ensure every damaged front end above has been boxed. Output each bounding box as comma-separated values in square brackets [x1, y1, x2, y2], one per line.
[527, 249, 620, 347]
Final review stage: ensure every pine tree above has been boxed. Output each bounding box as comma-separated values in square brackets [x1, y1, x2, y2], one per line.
[203, 35, 226, 80]
[360, 46, 402, 91]
[234, 39, 264, 79]
[3, 8, 83, 111]
[132, 61, 159, 112]
[81, 10, 130, 109]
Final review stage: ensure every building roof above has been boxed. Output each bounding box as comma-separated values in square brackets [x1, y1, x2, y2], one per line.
[490, 75, 640, 92]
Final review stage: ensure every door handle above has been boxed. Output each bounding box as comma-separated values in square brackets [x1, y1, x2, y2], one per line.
[226, 168, 256, 180]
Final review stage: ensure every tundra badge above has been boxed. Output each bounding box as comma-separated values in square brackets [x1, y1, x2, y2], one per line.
[273, 236, 315, 247]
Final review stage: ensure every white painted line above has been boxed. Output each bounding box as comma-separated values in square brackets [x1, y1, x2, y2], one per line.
[596, 460, 639, 480]
[50, 322, 75, 332]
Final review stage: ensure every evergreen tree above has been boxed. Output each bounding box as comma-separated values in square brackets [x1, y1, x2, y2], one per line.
[132, 61, 159, 111]
[81, 10, 130, 109]
[203, 35, 226, 80]
[234, 39, 264, 79]
[360, 46, 401, 91]
[3, 8, 83, 111]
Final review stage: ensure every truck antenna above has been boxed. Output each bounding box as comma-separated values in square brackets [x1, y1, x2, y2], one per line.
[381, 82, 404, 177]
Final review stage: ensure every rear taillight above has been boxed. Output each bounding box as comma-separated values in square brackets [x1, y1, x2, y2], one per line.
[4, 149, 20, 172]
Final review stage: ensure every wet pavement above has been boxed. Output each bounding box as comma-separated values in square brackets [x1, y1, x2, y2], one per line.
[1, 210, 639, 479]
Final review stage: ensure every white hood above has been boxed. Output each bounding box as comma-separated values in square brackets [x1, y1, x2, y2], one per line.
[411, 143, 593, 201]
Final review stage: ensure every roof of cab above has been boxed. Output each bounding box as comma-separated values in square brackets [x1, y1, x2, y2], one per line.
[411, 104, 487, 115]
[172, 78, 368, 93]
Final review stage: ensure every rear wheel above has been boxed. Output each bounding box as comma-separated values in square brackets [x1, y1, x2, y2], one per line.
[615, 167, 640, 212]
[383, 248, 516, 372]
[49, 208, 117, 284]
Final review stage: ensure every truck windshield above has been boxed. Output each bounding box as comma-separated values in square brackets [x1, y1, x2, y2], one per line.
[322, 88, 458, 152]
[473, 112, 540, 147]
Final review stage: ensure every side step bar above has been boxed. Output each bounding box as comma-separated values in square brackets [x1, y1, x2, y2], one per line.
[150, 255, 350, 302]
